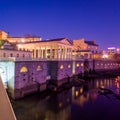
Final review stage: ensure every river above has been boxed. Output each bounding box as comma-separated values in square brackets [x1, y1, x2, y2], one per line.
[10, 76, 120, 120]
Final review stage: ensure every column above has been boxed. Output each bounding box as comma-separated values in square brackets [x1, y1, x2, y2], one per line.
[69, 48, 72, 60]
[50, 46, 52, 60]
[32, 49, 34, 58]
[56, 46, 58, 60]
[64, 47, 67, 60]
[41, 49, 43, 59]
[39, 47, 41, 58]
[45, 46, 47, 59]
[37, 48, 40, 58]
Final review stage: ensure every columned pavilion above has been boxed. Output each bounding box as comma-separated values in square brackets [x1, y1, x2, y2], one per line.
[17, 38, 73, 60]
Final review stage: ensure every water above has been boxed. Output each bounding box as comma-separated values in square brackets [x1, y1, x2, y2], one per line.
[10, 77, 120, 120]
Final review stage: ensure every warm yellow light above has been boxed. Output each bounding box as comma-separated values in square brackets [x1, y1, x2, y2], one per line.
[76, 63, 79, 67]
[60, 65, 64, 69]
[20, 66, 28, 73]
[102, 54, 108, 59]
[68, 64, 71, 68]
[80, 88, 83, 93]
[21, 39, 25, 42]
[75, 91, 79, 97]
[17, 44, 22, 48]
[81, 63, 84, 66]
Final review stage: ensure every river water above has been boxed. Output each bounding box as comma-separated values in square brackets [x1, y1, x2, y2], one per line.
[10, 76, 120, 120]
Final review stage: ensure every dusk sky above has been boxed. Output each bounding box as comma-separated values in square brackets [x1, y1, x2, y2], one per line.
[0, 0, 120, 49]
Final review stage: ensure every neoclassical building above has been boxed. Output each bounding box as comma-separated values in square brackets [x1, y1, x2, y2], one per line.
[73, 38, 99, 59]
[0, 39, 32, 60]
[0, 30, 73, 60]
[73, 38, 99, 53]
[17, 38, 73, 60]
[0, 30, 41, 43]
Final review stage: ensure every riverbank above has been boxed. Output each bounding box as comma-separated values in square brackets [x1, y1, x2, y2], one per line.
[82, 68, 120, 79]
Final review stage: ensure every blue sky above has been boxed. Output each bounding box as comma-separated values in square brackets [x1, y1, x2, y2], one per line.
[0, 0, 120, 49]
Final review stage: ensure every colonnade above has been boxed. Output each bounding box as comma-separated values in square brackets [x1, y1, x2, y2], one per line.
[32, 45, 73, 60]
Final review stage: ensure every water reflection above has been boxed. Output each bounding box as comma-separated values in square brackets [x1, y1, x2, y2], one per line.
[115, 76, 120, 94]
[11, 78, 120, 120]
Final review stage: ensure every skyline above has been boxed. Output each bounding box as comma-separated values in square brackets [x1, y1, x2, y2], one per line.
[0, 0, 120, 50]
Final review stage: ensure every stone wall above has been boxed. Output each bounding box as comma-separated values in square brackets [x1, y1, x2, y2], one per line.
[14, 61, 47, 99]
[94, 60, 120, 71]
[2, 59, 120, 99]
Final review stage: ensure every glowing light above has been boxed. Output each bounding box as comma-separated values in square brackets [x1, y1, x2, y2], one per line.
[81, 63, 84, 66]
[80, 88, 83, 93]
[60, 65, 64, 69]
[68, 64, 71, 68]
[116, 48, 120, 52]
[76, 63, 79, 67]
[75, 91, 79, 97]
[20, 66, 28, 72]
[102, 54, 108, 59]
[17, 44, 22, 48]
[108, 47, 115, 49]
[21, 39, 25, 42]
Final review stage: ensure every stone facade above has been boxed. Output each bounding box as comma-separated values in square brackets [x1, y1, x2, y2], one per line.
[0, 59, 119, 99]
[14, 61, 47, 99]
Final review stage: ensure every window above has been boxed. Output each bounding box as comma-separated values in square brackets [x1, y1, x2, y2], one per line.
[10, 53, 13, 57]
[3, 53, 6, 57]
[76, 63, 79, 67]
[68, 64, 71, 68]
[17, 54, 19, 57]
[81, 63, 84, 66]
[60, 65, 64, 69]
[37, 65, 42, 71]
[20, 66, 28, 73]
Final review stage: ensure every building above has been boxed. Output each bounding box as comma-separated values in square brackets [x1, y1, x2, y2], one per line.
[73, 38, 99, 59]
[0, 30, 41, 43]
[16, 38, 73, 60]
[0, 39, 32, 60]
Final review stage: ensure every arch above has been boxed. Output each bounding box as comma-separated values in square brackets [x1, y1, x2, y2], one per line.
[20, 66, 28, 73]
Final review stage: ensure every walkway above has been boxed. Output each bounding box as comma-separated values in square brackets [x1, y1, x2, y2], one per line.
[0, 77, 16, 120]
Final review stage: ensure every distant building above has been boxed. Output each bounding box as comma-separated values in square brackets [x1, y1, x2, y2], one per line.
[73, 38, 99, 59]
[107, 47, 116, 55]
[0, 39, 32, 60]
[0, 30, 41, 43]
[85, 40, 99, 54]
[107, 47, 120, 55]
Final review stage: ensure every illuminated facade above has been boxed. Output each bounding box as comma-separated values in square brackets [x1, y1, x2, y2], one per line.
[0, 30, 41, 43]
[0, 39, 32, 60]
[73, 38, 99, 59]
[17, 38, 73, 60]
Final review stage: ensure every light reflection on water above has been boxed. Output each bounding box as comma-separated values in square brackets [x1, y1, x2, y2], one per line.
[11, 77, 120, 120]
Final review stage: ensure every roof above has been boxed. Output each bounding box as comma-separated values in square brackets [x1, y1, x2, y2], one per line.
[73, 50, 92, 52]
[0, 40, 16, 50]
[16, 37, 73, 45]
[85, 41, 99, 46]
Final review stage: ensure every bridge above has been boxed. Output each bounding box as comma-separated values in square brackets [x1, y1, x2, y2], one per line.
[0, 77, 16, 120]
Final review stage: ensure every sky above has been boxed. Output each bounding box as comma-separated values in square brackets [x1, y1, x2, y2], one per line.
[0, 0, 120, 50]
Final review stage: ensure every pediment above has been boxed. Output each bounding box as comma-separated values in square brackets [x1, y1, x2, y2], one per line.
[59, 38, 73, 45]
